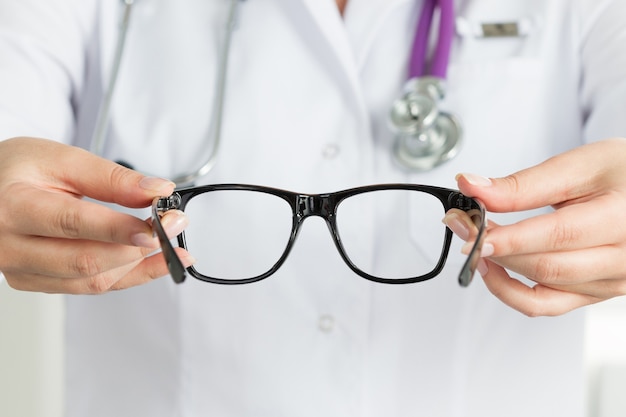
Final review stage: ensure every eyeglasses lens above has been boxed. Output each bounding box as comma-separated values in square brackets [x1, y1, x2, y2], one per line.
[182, 188, 449, 282]
[183, 190, 293, 281]
[335, 189, 447, 280]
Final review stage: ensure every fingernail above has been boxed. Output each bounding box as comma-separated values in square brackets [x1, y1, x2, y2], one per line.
[180, 252, 197, 267]
[442, 214, 470, 241]
[139, 176, 175, 193]
[459, 173, 492, 187]
[477, 259, 489, 277]
[131, 231, 159, 248]
[161, 211, 189, 238]
[462, 241, 494, 257]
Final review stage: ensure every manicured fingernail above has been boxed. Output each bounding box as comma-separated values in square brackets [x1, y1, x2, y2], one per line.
[462, 241, 494, 257]
[477, 259, 489, 276]
[442, 213, 470, 241]
[139, 176, 175, 193]
[131, 232, 159, 248]
[458, 173, 492, 187]
[161, 210, 189, 238]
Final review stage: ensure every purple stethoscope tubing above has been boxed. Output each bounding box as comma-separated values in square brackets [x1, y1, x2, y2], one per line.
[390, 0, 461, 172]
[409, 0, 455, 79]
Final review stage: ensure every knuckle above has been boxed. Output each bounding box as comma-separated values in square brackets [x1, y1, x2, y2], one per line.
[523, 309, 543, 318]
[521, 291, 552, 318]
[100, 220, 122, 245]
[530, 256, 563, 284]
[57, 209, 83, 238]
[501, 173, 522, 194]
[108, 163, 135, 189]
[0, 182, 30, 230]
[72, 252, 104, 277]
[521, 302, 545, 318]
[499, 174, 526, 211]
[499, 233, 522, 256]
[548, 218, 582, 248]
[84, 275, 115, 294]
[502, 174, 526, 199]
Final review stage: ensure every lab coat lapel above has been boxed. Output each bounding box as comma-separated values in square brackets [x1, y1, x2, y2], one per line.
[296, 0, 370, 128]
[298, 0, 414, 80]
[343, 0, 415, 69]
[295, 0, 417, 141]
[298, 0, 359, 82]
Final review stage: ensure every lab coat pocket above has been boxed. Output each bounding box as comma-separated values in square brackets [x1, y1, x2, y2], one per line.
[451, 10, 545, 78]
[445, 56, 548, 170]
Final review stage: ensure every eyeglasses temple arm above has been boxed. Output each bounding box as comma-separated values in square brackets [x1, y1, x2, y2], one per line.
[151, 196, 187, 283]
[451, 195, 487, 287]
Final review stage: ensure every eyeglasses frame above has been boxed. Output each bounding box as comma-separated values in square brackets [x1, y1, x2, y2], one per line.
[152, 183, 486, 287]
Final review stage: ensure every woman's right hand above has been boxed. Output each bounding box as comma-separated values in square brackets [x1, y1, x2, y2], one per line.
[0, 137, 195, 294]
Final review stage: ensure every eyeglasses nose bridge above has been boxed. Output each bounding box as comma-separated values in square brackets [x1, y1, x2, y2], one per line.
[296, 194, 334, 220]
[293, 193, 344, 259]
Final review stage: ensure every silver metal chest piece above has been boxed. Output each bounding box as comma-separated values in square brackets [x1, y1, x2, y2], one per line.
[390, 77, 463, 171]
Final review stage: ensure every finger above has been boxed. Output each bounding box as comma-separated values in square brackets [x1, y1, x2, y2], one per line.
[480, 260, 601, 317]
[475, 194, 626, 256]
[7, 137, 175, 207]
[4, 259, 142, 294]
[442, 209, 476, 241]
[488, 244, 626, 287]
[455, 139, 626, 213]
[4, 248, 194, 294]
[110, 248, 195, 290]
[5, 185, 188, 246]
[1, 235, 154, 278]
[5, 184, 153, 245]
[444, 211, 498, 257]
[542, 278, 626, 301]
[0, 211, 189, 278]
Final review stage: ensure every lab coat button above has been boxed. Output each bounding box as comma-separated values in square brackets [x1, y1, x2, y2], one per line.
[318, 314, 335, 333]
[322, 144, 340, 159]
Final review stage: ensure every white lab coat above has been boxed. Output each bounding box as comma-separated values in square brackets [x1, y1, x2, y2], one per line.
[2, 0, 626, 416]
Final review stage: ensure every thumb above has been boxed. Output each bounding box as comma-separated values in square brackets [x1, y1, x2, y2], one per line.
[12, 138, 175, 208]
[455, 167, 582, 214]
[453, 140, 626, 213]
[57, 147, 175, 208]
[455, 169, 579, 214]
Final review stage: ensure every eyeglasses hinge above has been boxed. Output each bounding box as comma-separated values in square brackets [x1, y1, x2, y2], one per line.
[156, 193, 182, 212]
[450, 192, 475, 211]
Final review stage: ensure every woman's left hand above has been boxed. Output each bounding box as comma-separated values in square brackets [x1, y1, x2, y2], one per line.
[445, 138, 626, 317]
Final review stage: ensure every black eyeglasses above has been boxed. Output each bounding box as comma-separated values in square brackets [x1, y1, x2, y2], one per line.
[151, 183, 486, 286]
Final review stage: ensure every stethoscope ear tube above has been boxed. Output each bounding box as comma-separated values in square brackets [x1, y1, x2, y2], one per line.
[91, 0, 243, 187]
[90, 0, 135, 158]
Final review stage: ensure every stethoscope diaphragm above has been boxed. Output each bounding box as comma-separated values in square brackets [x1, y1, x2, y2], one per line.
[390, 76, 462, 171]
[393, 110, 462, 171]
[390, 0, 462, 171]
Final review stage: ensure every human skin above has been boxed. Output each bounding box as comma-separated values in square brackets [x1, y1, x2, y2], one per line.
[3, 136, 626, 316]
[443, 138, 626, 316]
[0, 137, 195, 294]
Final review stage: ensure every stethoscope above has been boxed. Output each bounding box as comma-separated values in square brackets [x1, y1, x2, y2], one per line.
[91, 0, 459, 186]
[389, 0, 462, 171]
[91, 0, 243, 187]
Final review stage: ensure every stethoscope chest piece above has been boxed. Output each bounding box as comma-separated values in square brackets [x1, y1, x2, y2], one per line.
[390, 77, 462, 171]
